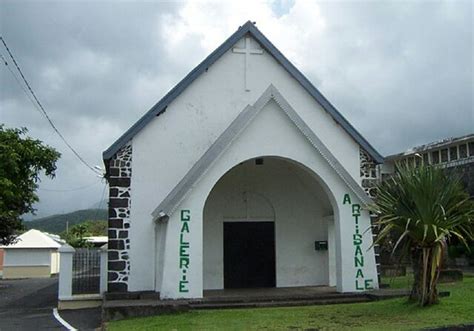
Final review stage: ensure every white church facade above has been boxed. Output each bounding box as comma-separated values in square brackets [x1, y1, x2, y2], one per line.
[103, 21, 383, 299]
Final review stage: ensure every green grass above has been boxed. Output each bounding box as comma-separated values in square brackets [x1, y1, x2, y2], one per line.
[108, 274, 474, 331]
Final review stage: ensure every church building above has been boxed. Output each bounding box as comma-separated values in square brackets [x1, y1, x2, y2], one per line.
[103, 21, 383, 299]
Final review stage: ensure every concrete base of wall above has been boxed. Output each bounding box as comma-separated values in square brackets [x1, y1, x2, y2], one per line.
[2, 265, 51, 279]
[58, 294, 103, 310]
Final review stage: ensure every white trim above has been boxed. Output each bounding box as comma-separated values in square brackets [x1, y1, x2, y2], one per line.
[152, 85, 371, 221]
[52, 308, 77, 331]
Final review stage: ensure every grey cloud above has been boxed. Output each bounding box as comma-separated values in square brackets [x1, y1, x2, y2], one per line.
[0, 1, 472, 218]
[308, 1, 473, 154]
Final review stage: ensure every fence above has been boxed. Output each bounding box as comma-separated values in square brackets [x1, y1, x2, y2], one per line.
[58, 244, 107, 301]
[72, 248, 101, 294]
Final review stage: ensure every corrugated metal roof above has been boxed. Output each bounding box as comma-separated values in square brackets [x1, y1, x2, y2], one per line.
[103, 20, 383, 164]
[152, 85, 372, 221]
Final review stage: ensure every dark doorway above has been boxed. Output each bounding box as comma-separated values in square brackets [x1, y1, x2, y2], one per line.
[224, 221, 276, 288]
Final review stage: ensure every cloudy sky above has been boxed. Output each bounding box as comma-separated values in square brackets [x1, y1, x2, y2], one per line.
[1, 0, 473, 218]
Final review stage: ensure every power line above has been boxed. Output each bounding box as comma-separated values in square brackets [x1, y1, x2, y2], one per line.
[93, 182, 108, 222]
[0, 52, 39, 110]
[38, 179, 102, 192]
[0, 36, 100, 176]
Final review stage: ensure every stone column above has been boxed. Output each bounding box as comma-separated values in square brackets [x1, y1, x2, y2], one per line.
[107, 142, 132, 292]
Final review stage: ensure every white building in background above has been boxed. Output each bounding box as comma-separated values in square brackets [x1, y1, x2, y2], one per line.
[102, 21, 383, 299]
[85, 236, 108, 248]
[383, 134, 474, 197]
[1, 229, 63, 279]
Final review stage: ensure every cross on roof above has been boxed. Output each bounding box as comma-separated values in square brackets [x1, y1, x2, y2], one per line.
[232, 36, 263, 91]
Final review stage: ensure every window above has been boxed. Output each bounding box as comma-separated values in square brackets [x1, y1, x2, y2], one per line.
[450, 146, 458, 161]
[440, 149, 448, 163]
[469, 141, 474, 157]
[459, 144, 467, 158]
[431, 150, 440, 164]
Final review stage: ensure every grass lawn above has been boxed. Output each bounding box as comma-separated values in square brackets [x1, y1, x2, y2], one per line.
[108, 274, 474, 331]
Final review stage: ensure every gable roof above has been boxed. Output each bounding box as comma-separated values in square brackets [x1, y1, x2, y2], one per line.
[1, 229, 63, 249]
[103, 21, 383, 164]
[152, 85, 372, 221]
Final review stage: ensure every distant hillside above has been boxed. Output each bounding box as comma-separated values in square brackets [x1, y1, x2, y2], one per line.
[25, 209, 108, 234]
[90, 199, 108, 210]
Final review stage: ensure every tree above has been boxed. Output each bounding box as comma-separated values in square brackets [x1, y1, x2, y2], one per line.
[82, 219, 107, 236]
[370, 162, 474, 306]
[60, 220, 107, 248]
[62, 223, 91, 248]
[0, 125, 60, 245]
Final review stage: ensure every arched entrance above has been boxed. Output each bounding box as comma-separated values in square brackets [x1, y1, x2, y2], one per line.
[203, 156, 335, 290]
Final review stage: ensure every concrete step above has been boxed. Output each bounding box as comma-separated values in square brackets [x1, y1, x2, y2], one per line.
[187, 292, 370, 305]
[189, 296, 371, 310]
[102, 290, 424, 321]
[103, 294, 373, 321]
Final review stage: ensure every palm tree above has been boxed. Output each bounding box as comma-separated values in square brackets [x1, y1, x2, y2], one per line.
[370, 162, 474, 306]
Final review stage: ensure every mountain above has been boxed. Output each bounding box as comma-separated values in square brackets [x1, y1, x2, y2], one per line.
[90, 199, 108, 210]
[25, 209, 108, 234]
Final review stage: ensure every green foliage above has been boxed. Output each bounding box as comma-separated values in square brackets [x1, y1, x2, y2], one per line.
[82, 219, 107, 236]
[26, 209, 107, 234]
[108, 274, 474, 331]
[62, 223, 91, 248]
[370, 162, 474, 306]
[448, 243, 474, 259]
[0, 125, 60, 245]
[448, 245, 464, 259]
[60, 219, 107, 248]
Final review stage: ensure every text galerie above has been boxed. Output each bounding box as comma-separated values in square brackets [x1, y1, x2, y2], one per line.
[179, 209, 191, 293]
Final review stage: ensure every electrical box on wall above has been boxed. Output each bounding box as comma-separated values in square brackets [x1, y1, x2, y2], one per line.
[314, 240, 328, 251]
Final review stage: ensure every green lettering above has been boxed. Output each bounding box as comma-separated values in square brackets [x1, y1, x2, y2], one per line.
[355, 280, 364, 290]
[180, 221, 190, 233]
[343, 194, 351, 205]
[180, 245, 189, 257]
[352, 204, 361, 216]
[356, 269, 364, 278]
[180, 257, 190, 269]
[353, 215, 359, 225]
[181, 210, 190, 221]
[353, 234, 362, 245]
[355, 255, 364, 267]
[180, 233, 189, 246]
[355, 245, 363, 256]
[179, 280, 189, 292]
[365, 279, 374, 290]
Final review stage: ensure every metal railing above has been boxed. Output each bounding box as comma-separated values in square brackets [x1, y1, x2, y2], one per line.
[72, 248, 101, 295]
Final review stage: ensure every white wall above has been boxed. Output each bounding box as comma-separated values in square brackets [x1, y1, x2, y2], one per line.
[326, 216, 336, 287]
[4, 249, 51, 267]
[158, 99, 379, 298]
[203, 157, 332, 290]
[127, 35, 363, 291]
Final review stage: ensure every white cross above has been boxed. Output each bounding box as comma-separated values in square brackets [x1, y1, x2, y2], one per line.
[232, 36, 263, 91]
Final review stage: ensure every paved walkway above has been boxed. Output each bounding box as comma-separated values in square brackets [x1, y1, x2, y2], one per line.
[0, 278, 101, 331]
[0, 278, 65, 331]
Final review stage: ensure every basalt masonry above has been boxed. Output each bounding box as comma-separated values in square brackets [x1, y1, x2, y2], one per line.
[360, 147, 381, 280]
[107, 142, 132, 292]
[360, 148, 378, 199]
